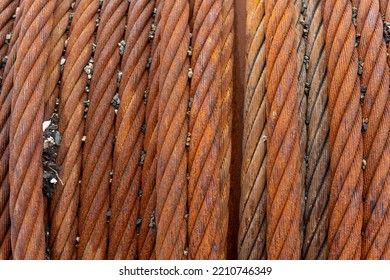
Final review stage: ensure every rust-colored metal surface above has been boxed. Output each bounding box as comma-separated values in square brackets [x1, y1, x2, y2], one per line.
[139, 1, 160, 261]
[43, 0, 72, 120]
[9, 0, 55, 259]
[265, 0, 302, 260]
[295, 0, 307, 256]
[77, 0, 107, 260]
[301, 0, 330, 260]
[49, 0, 95, 260]
[239, 0, 267, 260]
[108, 0, 151, 260]
[356, 0, 390, 260]
[323, 0, 363, 260]
[189, 0, 223, 260]
[227, 0, 246, 260]
[0, 0, 18, 84]
[0, 0, 21, 261]
[156, 0, 189, 260]
[219, 0, 234, 260]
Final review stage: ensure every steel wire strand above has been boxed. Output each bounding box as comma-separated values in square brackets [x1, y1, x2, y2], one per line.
[380, 0, 390, 261]
[155, 0, 190, 260]
[323, 0, 364, 260]
[265, 0, 302, 260]
[238, 0, 267, 260]
[43, 0, 73, 120]
[9, 0, 55, 260]
[302, 0, 330, 260]
[218, 0, 234, 260]
[0, 0, 23, 260]
[49, 0, 99, 260]
[138, 1, 161, 260]
[188, 0, 223, 260]
[0, 0, 19, 85]
[356, 0, 390, 260]
[108, 0, 152, 260]
[79, 0, 127, 260]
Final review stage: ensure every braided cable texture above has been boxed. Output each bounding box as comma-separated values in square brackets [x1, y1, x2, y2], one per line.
[78, 0, 112, 260]
[43, 0, 72, 120]
[0, 0, 18, 83]
[302, 0, 330, 260]
[265, 0, 302, 260]
[0, 0, 21, 261]
[189, 0, 223, 260]
[10, 0, 55, 259]
[219, 0, 233, 260]
[49, 0, 97, 260]
[156, 0, 189, 260]
[239, 0, 267, 260]
[323, 0, 363, 260]
[356, 0, 390, 260]
[139, 1, 161, 260]
[108, 0, 151, 260]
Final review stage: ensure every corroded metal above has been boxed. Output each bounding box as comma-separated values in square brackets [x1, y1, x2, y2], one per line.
[265, 0, 302, 259]
[0, 0, 22, 261]
[108, 0, 151, 260]
[219, 0, 234, 260]
[43, 0, 73, 120]
[189, 0, 223, 260]
[302, 0, 330, 260]
[323, 0, 364, 260]
[356, 0, 390, 260]
[239, 0, 267, 260]
[9, 0, 55, 259]
[156, 0, 190, 260]
[77, 0, 111, 260]
[139, 1, 161, 260]
[49, 0, 98, 260]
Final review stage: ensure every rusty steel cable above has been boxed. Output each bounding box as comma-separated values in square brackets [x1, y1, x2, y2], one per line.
[381, 0, 390, 261]
[108, 0, 152, 260]
[302, 0, 330, 260]
[219, 0, 233, 260]
[43, 0, 73, 120]
[0, 0, 22, 261]
[139, 2, 160, 260]
[9, 0, 55, 259]
[0, 0, 18, 84]
[79, 0, 126, 260]
[49, 0, 98, 260]
[356, 0, 390, 260]
[239, 0, 267, 260]
[295, 1, 307, 255]
[189, 0, 223, 260]
[156, 0, 190, 260]
[323, 0, 364, 260]
[265, 0, 302, 260]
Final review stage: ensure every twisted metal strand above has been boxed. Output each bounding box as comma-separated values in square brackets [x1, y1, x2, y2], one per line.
[10, 0, 55, 259]
[79, 0, 126, 260]
[0, 0, 18, 84]
[139, 1, 161, 260]
[43, 0, 73, 120]
[49, 0, 98, 260]
[108, 0, 151, 260]
[239, 0, 267, 260]
[0, 0, 23, 261]
[219, 0, 233, 260]
[265, 0, 302, 260]
[323, 0, 364, 260]
[189, 0, 223, 260]
[156, 0, 189, 260]
[356, 0, 390, 260]
[302, 0, 330, 260]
